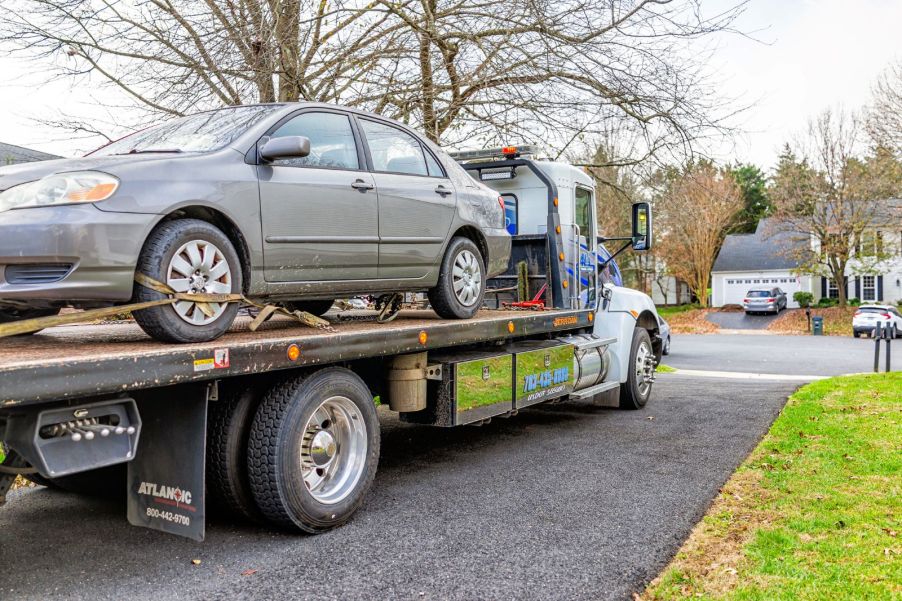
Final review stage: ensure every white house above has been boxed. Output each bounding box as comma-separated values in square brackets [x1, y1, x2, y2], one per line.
[712, 208, 902, 307]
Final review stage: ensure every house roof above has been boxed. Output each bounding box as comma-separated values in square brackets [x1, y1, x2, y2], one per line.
[0, 142, 61, 164]
[712, 218, 810, 273]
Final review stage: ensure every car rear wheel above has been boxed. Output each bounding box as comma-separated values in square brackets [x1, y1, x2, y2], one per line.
[428, 237, 486, 319]
[285, 300, 334, 317]
[133, 219, 243, 343]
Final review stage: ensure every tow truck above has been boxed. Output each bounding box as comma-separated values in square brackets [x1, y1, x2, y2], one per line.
[0, 145, 661, 541]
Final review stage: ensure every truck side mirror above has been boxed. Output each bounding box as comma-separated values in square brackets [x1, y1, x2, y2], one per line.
[259, 136, 311, 162]
[631, 202, 653, 251]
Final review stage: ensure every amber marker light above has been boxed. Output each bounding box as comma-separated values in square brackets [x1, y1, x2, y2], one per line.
[629, 310, 639, 319]
[507, 321, 515, 333]
[553, 197, 559, 207]
[562, 280, 569, 289]
[66, 182, 118, 202]
[555, 225, 561, 234]
[559, 252, 565, 261]
[418, 331, 428, 345]
[588, 312, 594, 322]
[287, 344, 301, 361]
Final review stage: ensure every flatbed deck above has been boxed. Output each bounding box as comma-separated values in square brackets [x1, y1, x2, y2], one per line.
[0, 308, 593, 408]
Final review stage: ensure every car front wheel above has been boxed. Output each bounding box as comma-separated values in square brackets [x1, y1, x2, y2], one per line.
[133, 219, 243, 343]
[428, 237, 486, 319]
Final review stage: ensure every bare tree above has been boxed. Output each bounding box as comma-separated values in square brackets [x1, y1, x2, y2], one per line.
[866, 60, 902, 153]
[0, 0, 746, 158]
[655, 161, 742, 307]
[769, 109, 898, 306]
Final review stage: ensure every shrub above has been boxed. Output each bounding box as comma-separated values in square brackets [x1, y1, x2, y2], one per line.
[816, 297, 839, 308]
[848, 297, 861, 306]
[793, 291, 814, 308]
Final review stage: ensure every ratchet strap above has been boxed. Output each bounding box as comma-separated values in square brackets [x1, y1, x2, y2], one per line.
[0, 273, 333, 339]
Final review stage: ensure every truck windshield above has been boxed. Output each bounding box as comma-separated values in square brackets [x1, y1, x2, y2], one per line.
[89, 105, 277, 156]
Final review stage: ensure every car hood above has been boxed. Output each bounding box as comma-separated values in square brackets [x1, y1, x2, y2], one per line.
[0, 155, 185, 191]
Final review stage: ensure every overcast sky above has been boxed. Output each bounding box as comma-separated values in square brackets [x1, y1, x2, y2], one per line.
[0, 0, 900, 171]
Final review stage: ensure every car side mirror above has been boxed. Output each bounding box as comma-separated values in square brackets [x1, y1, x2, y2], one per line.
[259, 136, 311, 162]
[631, 201, 653, 251]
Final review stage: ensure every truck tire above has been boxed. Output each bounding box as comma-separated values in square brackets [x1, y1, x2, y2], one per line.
[0, 307, 60, 335]
[619, 328, 654, 410]
[284, 300, 334, 317]
[133, 219, 243, 343]
[207, 384, 263, 522]
[247, 367, 380, 533]
[428, 237, 486, 319]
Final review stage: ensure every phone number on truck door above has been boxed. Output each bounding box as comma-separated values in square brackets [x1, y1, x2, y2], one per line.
[146, 507, 191, 526]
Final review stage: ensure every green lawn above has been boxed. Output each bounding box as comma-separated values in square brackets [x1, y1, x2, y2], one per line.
[657, 304, 701, 318]
[646, 373, 901, 600]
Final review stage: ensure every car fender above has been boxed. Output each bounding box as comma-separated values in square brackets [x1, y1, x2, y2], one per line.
[592, 285, 661, 384]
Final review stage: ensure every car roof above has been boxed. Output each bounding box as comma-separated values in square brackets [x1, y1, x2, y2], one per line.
[747, 286, 777, 290]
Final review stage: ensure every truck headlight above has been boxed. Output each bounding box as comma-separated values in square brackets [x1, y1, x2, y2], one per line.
[0, 171, 119, 213]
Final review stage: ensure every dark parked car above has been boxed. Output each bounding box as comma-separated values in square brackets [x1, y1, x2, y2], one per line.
[0, 104, 511, 342]
[742, 286, 787, 315]
[658, 315, 671, 355]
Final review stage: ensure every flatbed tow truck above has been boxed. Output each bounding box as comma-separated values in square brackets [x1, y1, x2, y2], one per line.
[0, 146, 661, 541]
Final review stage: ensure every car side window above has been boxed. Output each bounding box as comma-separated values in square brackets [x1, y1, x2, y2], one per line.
[424, 150, 445, 178]
[360, 119, 428, 176]
[269, 112, 359, 170]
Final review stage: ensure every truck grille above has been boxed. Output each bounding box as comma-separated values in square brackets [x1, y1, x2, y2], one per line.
[5, 263, 73, 285]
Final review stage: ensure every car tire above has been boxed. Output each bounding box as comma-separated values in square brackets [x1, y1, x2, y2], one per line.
[207, 383, 264, 523]
[662, 335, 671, 356]
[0, 307, 60, 335]
[247, 367, 380, 533]
[285, 300, 334, 317]
[619, 328, 654, 410]
[133, 219, 243, 343]
[428, 237, 486, 320]
[853, 330, 861, 338]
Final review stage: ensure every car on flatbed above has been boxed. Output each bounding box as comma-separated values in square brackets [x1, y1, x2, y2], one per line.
[0, 144, 662, 542]
[0, 103, 510, 343]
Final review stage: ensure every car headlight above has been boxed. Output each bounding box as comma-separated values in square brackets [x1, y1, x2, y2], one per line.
[0, 171, 119, 214]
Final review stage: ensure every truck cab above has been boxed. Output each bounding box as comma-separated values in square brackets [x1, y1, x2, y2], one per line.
[452, 145, 663, 399]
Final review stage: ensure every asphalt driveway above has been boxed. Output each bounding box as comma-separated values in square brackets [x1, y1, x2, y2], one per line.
[665, 333, 879, 376]
[705, 310, 780, 330]
[2, 333, 865, 601]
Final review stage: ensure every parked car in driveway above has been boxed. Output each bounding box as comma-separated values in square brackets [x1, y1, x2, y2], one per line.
[657, 315, 671, 355]
[852, 304, 902, 338]
[742, 286, 787, 314]
[0, 103, 511, 343]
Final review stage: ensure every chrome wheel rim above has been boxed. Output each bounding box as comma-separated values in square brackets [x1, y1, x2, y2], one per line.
[635, 339, 655, 397]
[167, 239, 232, 326]
[300, 395, 367, 505]
[451, 249, 482, 307]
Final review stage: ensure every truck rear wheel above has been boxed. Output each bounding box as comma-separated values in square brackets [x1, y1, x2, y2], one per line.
[247, 367, 380, 533]
[207, 384, 263, 522]
[619, 328, 654, 410]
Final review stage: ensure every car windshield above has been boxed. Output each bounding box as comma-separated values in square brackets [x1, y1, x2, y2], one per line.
[90, 105, 277, 156]
[747, 290, 772, 298]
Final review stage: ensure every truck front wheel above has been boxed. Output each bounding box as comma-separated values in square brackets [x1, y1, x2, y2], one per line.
[619, 328, 655, 410]
[247, 367, 380, 533]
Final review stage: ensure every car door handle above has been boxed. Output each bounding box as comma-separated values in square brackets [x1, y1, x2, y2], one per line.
[351, 179, 374, 191]
[434, 185, 452, 197]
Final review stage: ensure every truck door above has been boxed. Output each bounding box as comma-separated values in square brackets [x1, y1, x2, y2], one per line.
[258, 110, 378, 282]
[357, 118, 456, 279]
[571, 185, 597, 309]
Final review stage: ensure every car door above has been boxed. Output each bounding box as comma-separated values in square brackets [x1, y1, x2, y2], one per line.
[258, 110, 377, 283]
[356, 118, 455, 280]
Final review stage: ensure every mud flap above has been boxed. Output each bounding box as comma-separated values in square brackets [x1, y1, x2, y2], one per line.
[126, 390, 207, 541]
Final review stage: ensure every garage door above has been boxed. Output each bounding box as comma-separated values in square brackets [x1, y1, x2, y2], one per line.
[721, 275, 803, 308]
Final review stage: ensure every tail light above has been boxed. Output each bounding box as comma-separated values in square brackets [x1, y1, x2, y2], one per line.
[854, 310, 861, 316]
[498, 196, 505, 212]
[743, 298, 750, 303]
[882, 313, 891, 319]
[767, 298, 775, 302]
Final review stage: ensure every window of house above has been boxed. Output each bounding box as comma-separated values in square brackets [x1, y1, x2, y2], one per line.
[862, 275, 876, 301]
[269, 112, 359, 169]
[858, 231, 884, 257]
[360, 119, 428, 176]
[828, 279, 839, 299]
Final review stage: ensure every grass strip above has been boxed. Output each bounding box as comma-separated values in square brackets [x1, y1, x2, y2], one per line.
[644, 372, 901, 600]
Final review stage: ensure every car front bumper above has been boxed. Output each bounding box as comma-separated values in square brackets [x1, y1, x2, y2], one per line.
[0, 205, 158, 304]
